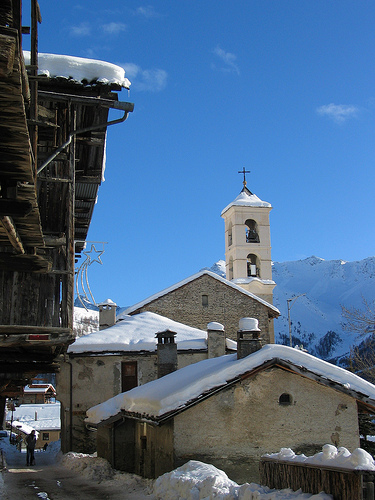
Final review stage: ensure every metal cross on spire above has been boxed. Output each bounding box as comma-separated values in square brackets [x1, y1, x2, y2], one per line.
[238, 167, 251, 187]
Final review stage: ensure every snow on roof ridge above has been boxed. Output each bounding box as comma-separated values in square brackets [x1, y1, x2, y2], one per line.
[86, 343, 375, 425]
[122, 270, 279, 316]
[221, 189, 271, 215]
[23, 51, 131, 89]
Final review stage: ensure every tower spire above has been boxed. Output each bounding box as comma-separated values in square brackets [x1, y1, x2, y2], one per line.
[238, 167, 251, 188]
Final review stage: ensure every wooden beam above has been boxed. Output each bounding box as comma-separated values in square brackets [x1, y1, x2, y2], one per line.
[0, 216, 24, 253]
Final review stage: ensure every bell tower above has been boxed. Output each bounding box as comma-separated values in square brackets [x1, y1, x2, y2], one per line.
[221, 169, 275, 305]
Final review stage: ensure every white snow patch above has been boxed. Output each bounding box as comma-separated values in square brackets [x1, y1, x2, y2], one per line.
[221, 189, 272, 215]
[265, 444, 375, 470]
[23, 51, 131, 88]
[153, 460, 333, 499]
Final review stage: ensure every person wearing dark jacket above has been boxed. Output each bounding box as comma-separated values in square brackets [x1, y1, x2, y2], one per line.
[26, 430, 36, 466]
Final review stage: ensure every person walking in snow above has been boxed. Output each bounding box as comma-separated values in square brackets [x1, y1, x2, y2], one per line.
[26, 430, 36, 466]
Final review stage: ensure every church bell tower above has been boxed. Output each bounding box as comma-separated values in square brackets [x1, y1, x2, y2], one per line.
[221, 169, 276, 305]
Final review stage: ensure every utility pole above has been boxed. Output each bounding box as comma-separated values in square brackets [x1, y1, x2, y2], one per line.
[287, 294, 306, 347]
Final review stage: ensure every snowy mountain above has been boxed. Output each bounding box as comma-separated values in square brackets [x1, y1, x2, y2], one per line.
[272, 256, 375, 361]
[207, 256, 374, 363]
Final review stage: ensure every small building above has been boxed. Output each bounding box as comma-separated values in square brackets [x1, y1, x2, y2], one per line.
[87, 327, 375, 484]
[7, 403, 60, 449]
[57, 311, 235, 453]
[19, 384, 56, 405]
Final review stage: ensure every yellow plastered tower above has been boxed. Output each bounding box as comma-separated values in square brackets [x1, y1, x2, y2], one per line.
[221, 182, 276, 306]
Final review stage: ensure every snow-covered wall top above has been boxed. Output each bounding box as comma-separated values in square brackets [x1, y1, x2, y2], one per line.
[86, 344, 375, 424]
[23, 51, 131, 89]
[221, 189, 272, 215]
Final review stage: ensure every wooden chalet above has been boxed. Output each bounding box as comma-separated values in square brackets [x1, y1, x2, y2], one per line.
[0, 1, 133, 412]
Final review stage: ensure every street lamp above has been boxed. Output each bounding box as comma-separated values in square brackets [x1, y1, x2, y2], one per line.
[287, 294, 306, 347]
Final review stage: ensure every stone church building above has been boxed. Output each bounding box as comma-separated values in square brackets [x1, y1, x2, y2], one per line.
[123, 179, 279, 342]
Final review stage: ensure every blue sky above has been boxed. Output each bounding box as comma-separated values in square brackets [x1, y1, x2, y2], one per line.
[28, 1, 374, 307]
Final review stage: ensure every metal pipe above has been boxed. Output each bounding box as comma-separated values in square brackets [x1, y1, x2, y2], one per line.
[37, 108, 131, 175]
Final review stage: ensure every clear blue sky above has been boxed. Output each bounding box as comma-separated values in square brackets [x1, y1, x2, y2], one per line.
[27, 1, 375, 307]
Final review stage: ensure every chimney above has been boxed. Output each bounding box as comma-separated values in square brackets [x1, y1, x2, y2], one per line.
[156, 330, 178, 378]
[207, 322, 226, 358]
[237, 318, 263, 359]
[98, 299, 117, 330]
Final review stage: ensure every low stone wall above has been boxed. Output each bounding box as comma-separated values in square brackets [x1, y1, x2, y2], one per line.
[260, 457, 375, 500]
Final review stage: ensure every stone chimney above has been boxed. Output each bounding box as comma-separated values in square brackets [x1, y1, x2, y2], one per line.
[156, 330, 177, 378]
[237, 318, 263, 359]
[207, 322, 226, 358]
[98, 299, 117, 330]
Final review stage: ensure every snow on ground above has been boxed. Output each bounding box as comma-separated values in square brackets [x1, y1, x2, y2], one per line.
[154, 460, 332, 499]
[0, 438, 347, 499]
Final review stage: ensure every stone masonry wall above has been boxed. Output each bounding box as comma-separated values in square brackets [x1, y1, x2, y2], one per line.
[132, 274, 274, 342]
[174, 367, 359, 484]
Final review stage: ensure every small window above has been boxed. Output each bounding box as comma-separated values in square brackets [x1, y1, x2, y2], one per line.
[279, 393, 292, 406]
[202, 294, 208, 307]
[121, 361, 138, 392]
[42, 432, 50, 441]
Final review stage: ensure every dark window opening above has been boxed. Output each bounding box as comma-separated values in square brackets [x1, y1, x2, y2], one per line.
[121, 361, 138, 392]
[279, 393, 292, 406]
[245, 219, 260, 243]
[42, 432, 49, 441]
[228, 223, 233, 246]
[202, 294, 208, 307]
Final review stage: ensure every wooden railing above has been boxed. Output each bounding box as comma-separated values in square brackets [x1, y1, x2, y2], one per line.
[260, 457, 375, 500]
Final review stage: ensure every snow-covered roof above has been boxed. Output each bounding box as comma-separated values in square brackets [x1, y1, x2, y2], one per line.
[24, 384, 55, 394]
[86, 344, 375, 425]
[7, 404, 60, 431]
[221, 187, 272, 215]
[122, 270, 279, 316]
[23, 51, 131, 89]
[68, 311, 215, 354]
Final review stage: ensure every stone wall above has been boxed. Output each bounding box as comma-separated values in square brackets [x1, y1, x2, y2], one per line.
[57, 350, 207, 453]
[174, 367, 359, 484]
[131, 274, 274, 342]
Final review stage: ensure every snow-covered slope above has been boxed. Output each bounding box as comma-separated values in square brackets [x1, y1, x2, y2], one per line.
[272, 256, 375, 361]
[207, 256, 374, 362]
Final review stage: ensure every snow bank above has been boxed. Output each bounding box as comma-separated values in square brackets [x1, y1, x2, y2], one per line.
[153, 460, 332, 499]
[62, 452, 115, 481]
[265, 444, 375, 471]
[23, 51, 131, 88]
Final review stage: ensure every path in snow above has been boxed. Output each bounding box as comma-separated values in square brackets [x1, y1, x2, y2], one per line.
[1, 449, 154, 500]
